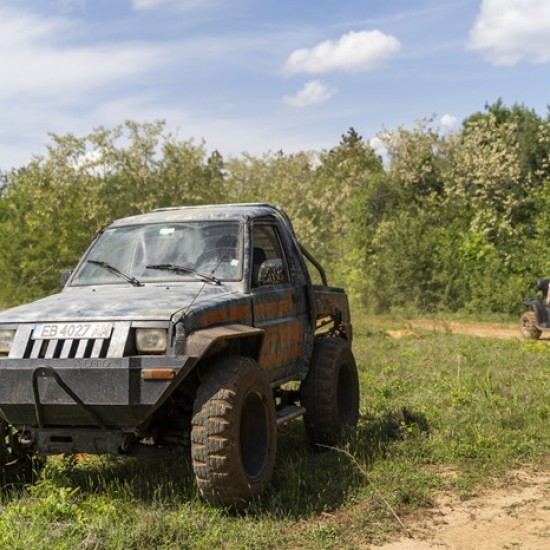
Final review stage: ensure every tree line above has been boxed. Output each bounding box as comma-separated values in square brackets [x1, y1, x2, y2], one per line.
[1, 100, 550, 315]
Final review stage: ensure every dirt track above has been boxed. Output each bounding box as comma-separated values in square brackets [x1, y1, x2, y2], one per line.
[385, 319, 524, 341]
[376, 466, 550, 550]
[377, 319, 550, 549]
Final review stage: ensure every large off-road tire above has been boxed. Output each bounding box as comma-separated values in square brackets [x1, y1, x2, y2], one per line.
[300, 337, 360, 447]
[0, 420, 35, 486]
[191, 356, 277, 507]
[520, 311, 542, 340]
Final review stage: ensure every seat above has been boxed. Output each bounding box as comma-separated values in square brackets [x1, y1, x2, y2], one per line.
[252, 247, 267, 286]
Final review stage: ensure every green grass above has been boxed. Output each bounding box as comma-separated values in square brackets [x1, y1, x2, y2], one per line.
[1, 315, 549, 549]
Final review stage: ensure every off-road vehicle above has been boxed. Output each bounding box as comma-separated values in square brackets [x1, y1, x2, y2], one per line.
[520, 278, 550, 339]
[0, 203, 359, 505]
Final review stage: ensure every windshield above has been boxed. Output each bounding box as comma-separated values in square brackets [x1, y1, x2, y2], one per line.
[70, 221, 243, 286]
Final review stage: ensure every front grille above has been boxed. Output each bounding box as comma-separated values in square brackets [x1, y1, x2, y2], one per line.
[24, 337, 111, 359]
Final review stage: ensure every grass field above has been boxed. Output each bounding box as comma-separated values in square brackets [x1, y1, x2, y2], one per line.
[1, 315, 549, 549]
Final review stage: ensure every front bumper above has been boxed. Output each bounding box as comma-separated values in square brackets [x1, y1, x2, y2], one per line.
[0, 355, 197, 430]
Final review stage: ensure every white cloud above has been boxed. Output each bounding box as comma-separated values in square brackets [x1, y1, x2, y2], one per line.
[468, 0, 550, 65]
[283, 30, 401, 75]
[133, 0, 165, 9]
[369, 136, 386, 158]
[0, 7, 168, 102]
[53, 0, 85, 13]
[282, 80, 337, 108]
[131, 0, 219, 12]
[441, 114, 457, 129]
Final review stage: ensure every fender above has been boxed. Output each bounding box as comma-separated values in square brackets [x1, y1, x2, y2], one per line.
[183, 323, 264, 360]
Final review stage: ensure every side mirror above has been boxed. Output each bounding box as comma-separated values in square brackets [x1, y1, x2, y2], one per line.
[60, 269, 73, 288]
[257, 259, 286, 286]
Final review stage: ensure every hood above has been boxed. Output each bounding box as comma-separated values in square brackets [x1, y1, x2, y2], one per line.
[0, 284, 235, 324]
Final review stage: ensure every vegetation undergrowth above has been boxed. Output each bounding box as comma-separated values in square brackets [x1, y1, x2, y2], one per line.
[1, 315, 549, 549]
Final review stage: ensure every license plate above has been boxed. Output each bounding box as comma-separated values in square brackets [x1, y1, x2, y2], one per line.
[33, 322, 113, 340]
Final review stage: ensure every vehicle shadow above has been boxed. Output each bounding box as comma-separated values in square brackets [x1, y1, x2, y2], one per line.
[254, 407, 430, 517]
[27, 407, 430, 519]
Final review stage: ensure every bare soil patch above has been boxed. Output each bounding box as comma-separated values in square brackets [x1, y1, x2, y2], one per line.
[375, 465, 550, 550]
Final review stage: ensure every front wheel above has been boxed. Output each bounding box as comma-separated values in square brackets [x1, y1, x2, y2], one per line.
[0, 420, 35, 486]
[191, 356, 277, 507]
[300, 337, 360, 447]
[520, 311, 542, 340]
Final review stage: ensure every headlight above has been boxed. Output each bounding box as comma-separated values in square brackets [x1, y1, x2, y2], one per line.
[136, 328, 168, 354]
[0, 329, 16, 356]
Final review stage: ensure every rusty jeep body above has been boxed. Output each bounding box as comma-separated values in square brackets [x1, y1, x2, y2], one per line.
[0, 203, 359, 505]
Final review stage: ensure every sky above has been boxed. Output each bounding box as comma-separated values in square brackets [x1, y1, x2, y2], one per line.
[0, 0, 550, 170]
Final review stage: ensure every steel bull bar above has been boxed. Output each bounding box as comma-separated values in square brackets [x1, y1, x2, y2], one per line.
[0, 356, 197, 455]
[32, 366, 107, 429]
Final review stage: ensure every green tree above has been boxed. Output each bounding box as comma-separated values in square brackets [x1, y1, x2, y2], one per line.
[314, 128, 387, 296]
[378, 116, 446, 203]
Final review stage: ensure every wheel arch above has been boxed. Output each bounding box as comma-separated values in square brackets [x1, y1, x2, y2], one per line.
[139, 325, 266, 450]
[184, 323, 265, 363]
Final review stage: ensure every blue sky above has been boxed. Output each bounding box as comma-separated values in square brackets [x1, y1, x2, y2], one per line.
[0, 0, 549, 170]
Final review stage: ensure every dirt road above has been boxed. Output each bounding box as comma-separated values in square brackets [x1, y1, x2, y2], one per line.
[376, 466, 550, 550]
[385, 319, 524, 341]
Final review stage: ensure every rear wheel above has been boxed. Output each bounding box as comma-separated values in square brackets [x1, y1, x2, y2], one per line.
[520, 311, 542, 340]
[300, 337, 359, 447]
[191, 356, 277, 507]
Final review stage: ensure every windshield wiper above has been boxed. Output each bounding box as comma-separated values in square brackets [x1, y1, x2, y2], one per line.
[146, 264, 221, 285]
[87, 260, 144, 287]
